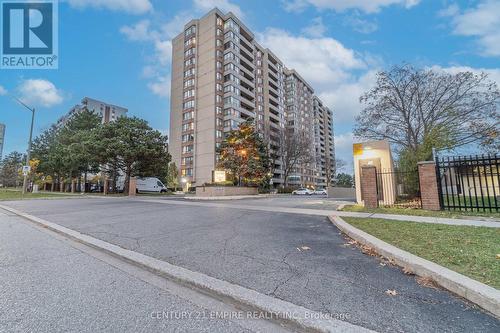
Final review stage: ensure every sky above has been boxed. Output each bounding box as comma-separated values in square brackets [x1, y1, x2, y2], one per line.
[0, 0, 499, 172]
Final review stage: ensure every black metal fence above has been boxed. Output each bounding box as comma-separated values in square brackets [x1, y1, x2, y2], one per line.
[376, 168, 421, 208]
[436, 154, 499, 212]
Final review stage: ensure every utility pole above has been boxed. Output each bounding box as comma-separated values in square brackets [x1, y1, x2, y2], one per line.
[13, 97, 35, 195]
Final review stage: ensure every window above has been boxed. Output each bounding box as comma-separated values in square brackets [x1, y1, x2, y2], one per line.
[184, 48, 196, 57]
[224, 85, 239, 95]
[184, 68, 196, 77]
[224, 19, 239, 31]
[257, 60, 262, 66]
[224, 74, 240, 85]
[224, 31, 239, 42]
[216, 83, 222, 92]
[217, 28, 223, 36]
[216, 95, 222, 103]
[216, 50, 222, 58]
[216, 118, 223, 127]
[216, 39, 223, 47]
[216, 17, 223, 26]
[182, 122, 194, 131]
[216, 61, 222, 69]
[216, 106, 222, 115]
[184, 89, 195, 99]
[223, 52, 239, 63]
[181, 168, 193, 176]
[224, 41, 239, 52]
[184, 79, 195, 88]
[185, 25, 196, 37]
[216, 130, 223, 139]
[224, 96, 240, 107]
[182, 145, 193, 153]
[184, 58, 195, 66]
[216, 72, 222, 81]
[183, 101, 195, 110]
[184, 37, 196, 47]
[182, 156, 193, 165]
[182, 134, 194, 142]
[224, 63, 239, 73]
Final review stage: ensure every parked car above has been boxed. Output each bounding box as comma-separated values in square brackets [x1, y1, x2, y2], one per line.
[292, 188, 314, 195]
[313, 189, 327, 195]
[136, 177, 168, 193]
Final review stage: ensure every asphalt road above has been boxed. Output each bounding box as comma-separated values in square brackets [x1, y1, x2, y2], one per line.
[0, 208, 287, 333]
[3, 197, 499, 332]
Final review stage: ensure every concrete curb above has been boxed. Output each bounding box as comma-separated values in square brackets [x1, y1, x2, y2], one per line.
[0, 204, 374, 333]
[328, 215, 500, 318]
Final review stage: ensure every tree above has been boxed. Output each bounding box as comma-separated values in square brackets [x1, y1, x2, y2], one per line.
[335, 173, 354, 188]
[166, 162, 179, 189]
[95, 117, 170, 193]
[0, 151, 24, 187]
[217, 121, 271, 186]
[355, 64, 500, 163]
[32, 109, 102, 191]
[277, 128, 314, 187]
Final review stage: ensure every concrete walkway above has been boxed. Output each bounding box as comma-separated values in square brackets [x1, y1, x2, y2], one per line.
[135, 198, 500, 228]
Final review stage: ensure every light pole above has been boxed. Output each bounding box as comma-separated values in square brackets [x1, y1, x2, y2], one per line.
[12, 97, 35, 195]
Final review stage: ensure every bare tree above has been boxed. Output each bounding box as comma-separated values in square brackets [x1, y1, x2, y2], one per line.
[277, 128, 314, 187]
[355, 64, 500, 157]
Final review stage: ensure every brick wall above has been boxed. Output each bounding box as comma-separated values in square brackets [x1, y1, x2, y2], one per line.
[361, 166, 378, 208]
[418, 162, 441, 211]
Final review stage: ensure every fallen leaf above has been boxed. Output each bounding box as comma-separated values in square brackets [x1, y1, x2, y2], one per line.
[385, 289, 398, 296]
[379, 262, 386, 266]
[402, 267, 414, 275]
[300, 246, 311, 251]
[416, 276, 439, 289]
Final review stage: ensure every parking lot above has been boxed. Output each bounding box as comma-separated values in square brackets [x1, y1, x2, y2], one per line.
[2, 196, 498, 332]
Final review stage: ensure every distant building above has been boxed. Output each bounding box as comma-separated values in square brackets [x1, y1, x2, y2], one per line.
[0, 123, 5, 161]
[56, 97, 128, 129]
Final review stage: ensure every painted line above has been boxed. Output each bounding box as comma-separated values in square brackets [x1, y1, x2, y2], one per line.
[0, 203, 375, 333]
[329, 215, 500, 319]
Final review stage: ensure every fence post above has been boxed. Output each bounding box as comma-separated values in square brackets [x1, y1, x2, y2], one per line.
[128, 177, 137, 196]
[361, 166, 378, 208]
[418, 161, 441, 211]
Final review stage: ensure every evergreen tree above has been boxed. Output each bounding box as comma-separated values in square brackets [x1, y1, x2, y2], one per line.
[217, 121, 271, 186]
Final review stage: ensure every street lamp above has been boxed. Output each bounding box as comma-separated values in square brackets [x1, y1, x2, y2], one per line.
[12, 97, 35, 195]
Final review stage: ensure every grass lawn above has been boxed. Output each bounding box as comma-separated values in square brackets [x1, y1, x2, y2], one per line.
[343, 217, 500, 289]
[0, 188, 70, 201]
[341, 204, 500, 220]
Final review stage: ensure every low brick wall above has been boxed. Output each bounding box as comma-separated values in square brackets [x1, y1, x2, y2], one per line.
[328, 187, 356, 199]
[196, 186, 259, 197]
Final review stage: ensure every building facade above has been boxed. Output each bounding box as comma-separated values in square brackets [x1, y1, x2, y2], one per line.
[56, 97, 128, 129]
[169, 8, 335, 188]
[0, 123, 5, 161]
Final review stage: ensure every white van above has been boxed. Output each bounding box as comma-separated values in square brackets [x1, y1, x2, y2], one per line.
[136, 177, 168, 193]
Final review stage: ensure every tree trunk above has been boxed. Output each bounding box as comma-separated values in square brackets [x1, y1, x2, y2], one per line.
[123, 165, 131, 194]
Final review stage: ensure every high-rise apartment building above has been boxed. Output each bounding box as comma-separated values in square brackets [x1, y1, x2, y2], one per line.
[56, 97, 128, 129]
[0, 123, 5, 161]
[169, 8, 335, 188]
